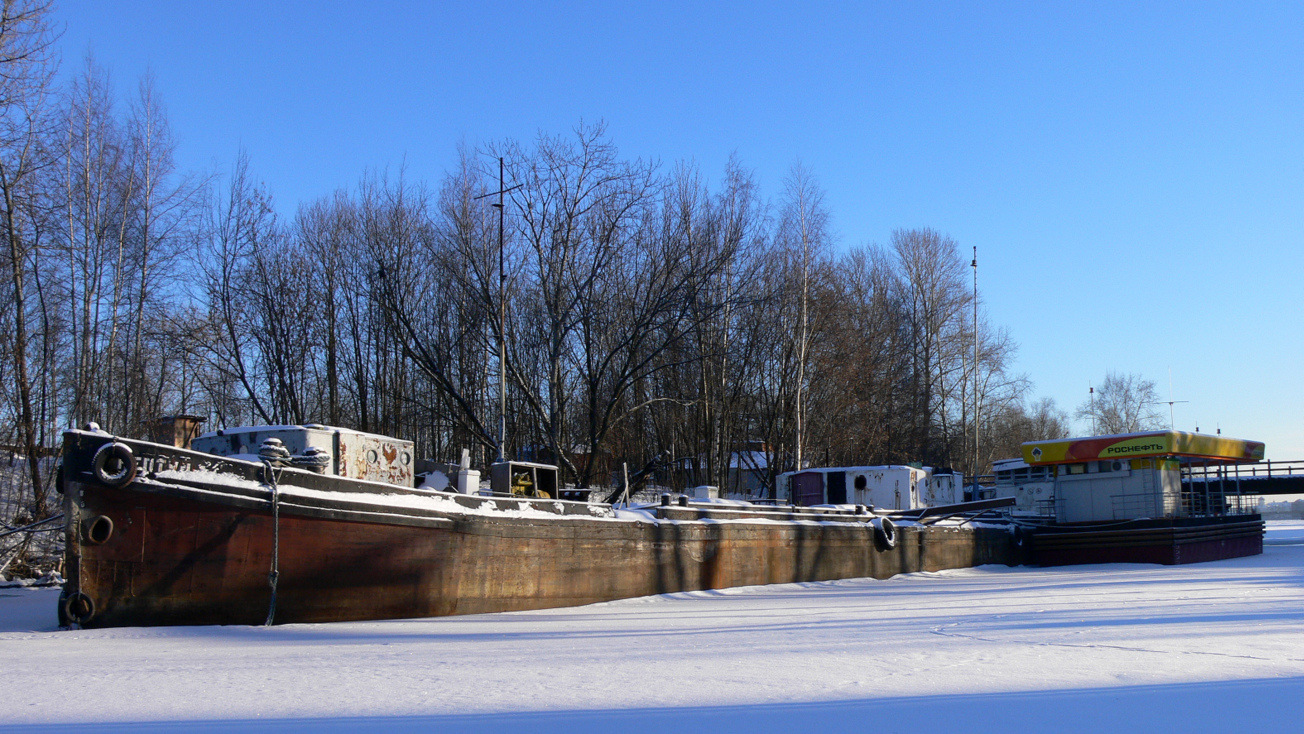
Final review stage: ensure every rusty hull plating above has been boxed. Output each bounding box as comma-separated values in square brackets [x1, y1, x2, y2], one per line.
[57, 430, 1020, 628]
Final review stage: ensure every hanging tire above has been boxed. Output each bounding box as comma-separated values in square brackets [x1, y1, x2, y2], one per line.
[873, 517, 898, 551]
[61, 591, 95, 626]
[92, 442, 136, 488]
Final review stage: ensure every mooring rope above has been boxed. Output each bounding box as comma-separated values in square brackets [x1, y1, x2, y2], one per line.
[0, 514, 64, 540]
[262, 459, 281, 626]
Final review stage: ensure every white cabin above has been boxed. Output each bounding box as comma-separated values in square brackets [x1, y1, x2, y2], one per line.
[988, 458, 1057, 515]
[777, 465, 938, 510]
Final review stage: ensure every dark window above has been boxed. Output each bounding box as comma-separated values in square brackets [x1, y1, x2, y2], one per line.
[827, 471, 847, 504]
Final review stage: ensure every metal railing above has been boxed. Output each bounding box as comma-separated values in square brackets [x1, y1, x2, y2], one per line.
[1177, 484, 1257, 518]
[1033, 498, 1058, 518]
[1183, 459, 1304, 483]
[1110, 492, 1167, 520]
[1103, 489, 1256, 520]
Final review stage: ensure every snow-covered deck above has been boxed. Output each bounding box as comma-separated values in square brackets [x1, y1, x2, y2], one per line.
[3, 522, 1303, 732]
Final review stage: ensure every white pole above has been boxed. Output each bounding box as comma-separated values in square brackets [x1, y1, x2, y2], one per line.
[621, 462, 630, 507]
[971, 246, 978, 496]
[497, 157, 507, 463]
[1090, 385, 1095, 435]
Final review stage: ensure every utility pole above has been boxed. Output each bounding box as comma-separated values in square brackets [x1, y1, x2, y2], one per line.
[971, 246, 978, 498]
[475, 157, 521, 462]
[1089, 385, 1095, 434]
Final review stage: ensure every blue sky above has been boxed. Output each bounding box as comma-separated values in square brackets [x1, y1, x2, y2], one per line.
[56, 1, 1304, 459]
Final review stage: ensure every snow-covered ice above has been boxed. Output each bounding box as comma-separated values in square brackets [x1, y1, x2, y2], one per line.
[2, 522, 1303, 732]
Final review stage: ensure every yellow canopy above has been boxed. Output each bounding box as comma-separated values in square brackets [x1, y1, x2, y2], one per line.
[1022, 431, 1264, 465]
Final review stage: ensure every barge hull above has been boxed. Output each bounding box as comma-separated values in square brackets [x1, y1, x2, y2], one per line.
[59, 431, 1019, 628]
[1031, 516, 1265, 566]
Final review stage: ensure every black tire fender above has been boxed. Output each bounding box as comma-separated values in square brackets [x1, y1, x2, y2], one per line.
[92, 442, 136, 488]
[61, 591, 95, 626]
[872, 516, 898, 551]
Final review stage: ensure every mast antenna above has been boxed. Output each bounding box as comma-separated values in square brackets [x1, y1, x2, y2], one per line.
[475, 158, 523, 462]
[1151, 367, 1189, 431]
[971, 245, 978, 497]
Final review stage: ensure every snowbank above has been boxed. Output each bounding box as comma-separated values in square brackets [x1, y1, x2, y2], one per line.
[1, 522, 1302, 732]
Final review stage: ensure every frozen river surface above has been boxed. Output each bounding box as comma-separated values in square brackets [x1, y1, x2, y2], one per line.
[2, 521, 1303, 732]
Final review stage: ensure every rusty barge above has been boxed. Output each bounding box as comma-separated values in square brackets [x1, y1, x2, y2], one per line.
[57, 427, 1020, 628]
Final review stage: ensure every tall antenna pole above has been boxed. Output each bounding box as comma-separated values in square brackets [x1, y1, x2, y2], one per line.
[1089, 385, 1095, 434]
[1173, 370, 1184, 427]
[1154, 367, 1188, 431]
[496, 157, 506, 462]
[475, 158, 522, 463]
[971, 245, 978, 497]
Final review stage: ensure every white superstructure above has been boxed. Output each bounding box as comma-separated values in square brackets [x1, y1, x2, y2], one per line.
[192, 423, 415, 488]
[777, 465, 958, 510]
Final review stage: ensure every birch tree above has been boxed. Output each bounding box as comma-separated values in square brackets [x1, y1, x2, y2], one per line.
[779, 164, 829, 472]
[0, 0, 56, 517]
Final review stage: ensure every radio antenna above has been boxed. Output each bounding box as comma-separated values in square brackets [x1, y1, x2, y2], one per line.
[475, 158, 523, 462]
[1151, 367, 1189, 431]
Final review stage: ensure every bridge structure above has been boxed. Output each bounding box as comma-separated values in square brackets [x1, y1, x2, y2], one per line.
[1182, 460, 1304, 496]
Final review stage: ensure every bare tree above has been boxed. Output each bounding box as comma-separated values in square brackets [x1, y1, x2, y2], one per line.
[779, 163, 828, 472]
[59, 55, 139, 431]
[569, 160, 745, 488]
[679, 157, 766, 492]
[199, 152, 278, 425]
[983, 396, 1070, 466]
[121, 72, 204, 427]
[893, 228, 970, 465]
[0, 0, 57, 517]
[962, 322, 1029, 473]
[483, 124, 659, 483]
[295, 191, 356, 427]
[372, 158, 499, 459]
[0, 77, 1097, 512]
[1075, 371, 1164, 435]
[804, 244, 911, 467]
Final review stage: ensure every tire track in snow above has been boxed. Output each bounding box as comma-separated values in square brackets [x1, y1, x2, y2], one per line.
[928, 615, 1304, 664]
